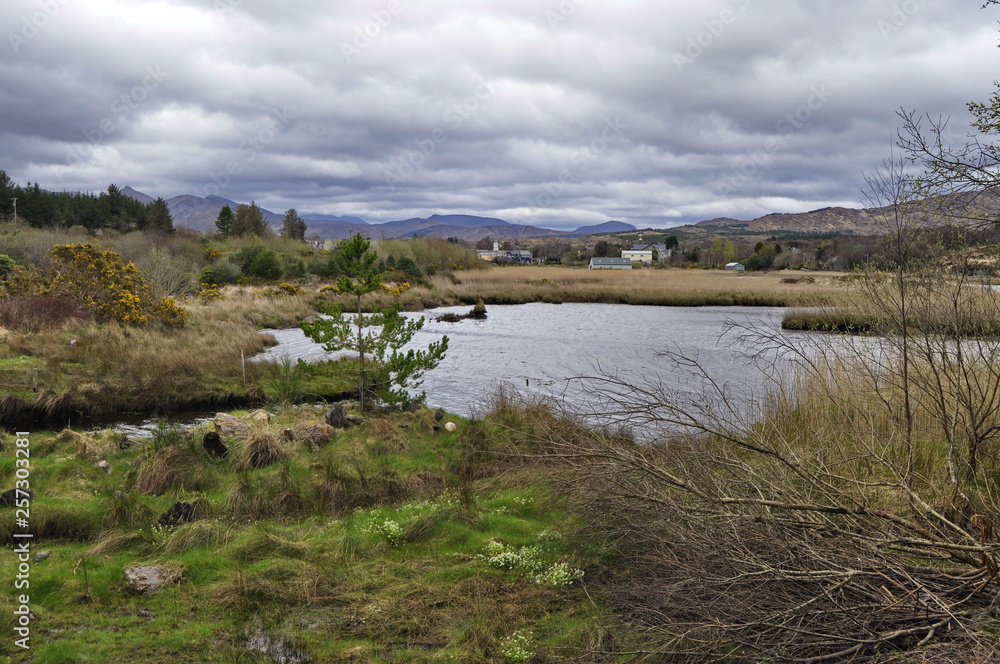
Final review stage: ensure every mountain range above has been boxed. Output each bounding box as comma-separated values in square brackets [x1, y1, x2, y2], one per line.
[121, 187, 637, 240]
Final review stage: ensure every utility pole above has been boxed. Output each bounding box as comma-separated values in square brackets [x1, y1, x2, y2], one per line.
[11, 197, 16, 224]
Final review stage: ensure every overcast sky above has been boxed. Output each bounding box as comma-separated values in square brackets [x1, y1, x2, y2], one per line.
[1, 0, 996, 230]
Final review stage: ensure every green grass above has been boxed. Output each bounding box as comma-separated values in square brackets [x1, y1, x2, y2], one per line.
[0, 407, 609, 663]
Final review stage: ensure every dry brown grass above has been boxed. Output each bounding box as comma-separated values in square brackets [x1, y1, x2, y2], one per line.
[428, 265, 849, 307]
[0, 288, 318, 419]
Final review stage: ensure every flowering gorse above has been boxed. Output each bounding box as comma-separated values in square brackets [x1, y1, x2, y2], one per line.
[4, 243, 186, 327]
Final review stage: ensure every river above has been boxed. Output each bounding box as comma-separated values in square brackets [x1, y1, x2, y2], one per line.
[254, 303, 794, 420]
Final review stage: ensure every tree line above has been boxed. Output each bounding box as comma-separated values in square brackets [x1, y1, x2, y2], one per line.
[0, 172, 174, 233]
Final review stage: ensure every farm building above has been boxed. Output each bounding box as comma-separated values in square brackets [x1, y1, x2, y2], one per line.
[725, 262, 745, 271]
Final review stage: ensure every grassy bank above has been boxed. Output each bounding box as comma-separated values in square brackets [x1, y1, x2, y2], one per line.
[0, 405, 608, 663]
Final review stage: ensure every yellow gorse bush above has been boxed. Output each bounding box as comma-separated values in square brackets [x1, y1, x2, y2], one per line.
[4, 243, 186, 328]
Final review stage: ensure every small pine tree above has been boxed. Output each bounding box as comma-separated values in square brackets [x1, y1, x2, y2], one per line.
[300, 234, 447, 410]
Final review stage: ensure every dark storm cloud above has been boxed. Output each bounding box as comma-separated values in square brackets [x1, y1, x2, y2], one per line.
[1, 0, 997, 229]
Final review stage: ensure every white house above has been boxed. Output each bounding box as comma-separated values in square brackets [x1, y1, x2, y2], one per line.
[621, 249, 654, 263]
[725, 262, 745, 272]
[589, 257, 633, 270]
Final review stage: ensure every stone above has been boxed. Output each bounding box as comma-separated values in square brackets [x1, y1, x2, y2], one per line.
[123, 562, 186, 596]
[33, 551, 50, 563]
[0, 487, 33, 506]
[158, 501, 195, 527]
[467, 301, 488, 319]
[435, 313, 463, 323]
[97, 460, 111, 473]
[246, 409, 271, 423]
[444, 421, 457, 433]
[325, 403, 363, 429]
[203, 431, 229, 459]
[286, 423, 336, 449]
[434, 409, 445, 422]
[214, 412, 251, 438]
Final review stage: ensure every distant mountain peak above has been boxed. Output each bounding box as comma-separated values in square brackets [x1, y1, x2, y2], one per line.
[571, 220, 638, 235]
[121, 186, 154, 205]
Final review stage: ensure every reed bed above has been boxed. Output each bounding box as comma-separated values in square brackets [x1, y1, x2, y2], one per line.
[429, 265, 849, 307]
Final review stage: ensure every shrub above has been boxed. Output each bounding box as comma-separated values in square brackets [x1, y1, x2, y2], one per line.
[3, 243, 186, 327]
[248, 250, 282, 280]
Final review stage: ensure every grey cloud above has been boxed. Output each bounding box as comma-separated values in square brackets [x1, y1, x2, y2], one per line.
[0, 0, 996, 229]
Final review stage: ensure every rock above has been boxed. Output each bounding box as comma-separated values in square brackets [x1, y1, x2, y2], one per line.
[203, 431, 229, 459]
[435, 313, 463, 323]
[403, 400, 421, 413]
[214, 412, 251, 438]
[444, 421, 457, 433]
[67, 339, 78, 346]
[123, 562, 186, 596]
[434, 409, 445, 422]
[33, 551, 50, 563]
[0, 487, 33, 506]
[246, 409, 271, 423]
[286, 424, 336, 449]
[325, 403, 363, 429]
[97, 460, 111, 473]
[158, 501, 195, 527]
[302, 315, 318, 323]
[467, 300, 488, 319]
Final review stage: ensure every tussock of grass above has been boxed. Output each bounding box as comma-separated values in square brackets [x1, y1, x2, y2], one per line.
[135, 445, 213, 495]
[234, 431, 286, 471]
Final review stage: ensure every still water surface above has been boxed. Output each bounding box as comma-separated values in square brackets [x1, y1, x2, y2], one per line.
[256, 303, 792, 418]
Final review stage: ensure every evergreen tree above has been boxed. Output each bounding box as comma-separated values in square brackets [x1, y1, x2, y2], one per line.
[215, 205, 234, 238]
[147, 197, 174, 233]
[232, 201, 269, 237]
[300, 234, 448, 410]
[281, 208, 307, 241]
